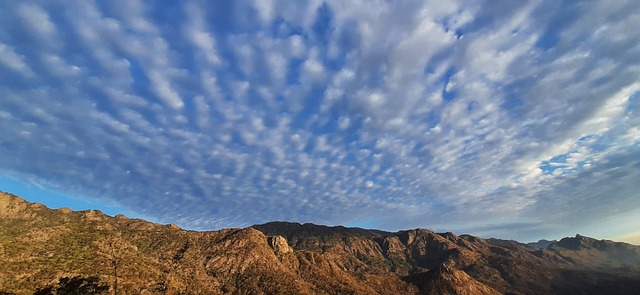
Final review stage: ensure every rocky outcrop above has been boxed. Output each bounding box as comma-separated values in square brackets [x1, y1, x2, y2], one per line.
[268, 235, 293, 254]
[381, 236, 405, 255]
[406, 264, 501, 295]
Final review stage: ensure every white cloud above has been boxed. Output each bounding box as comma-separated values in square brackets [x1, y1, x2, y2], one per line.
[265, 52, 287, 87]
[108, 0, 156, 32]
[578, 83, 639, 136]
[288, 35, 306, 58]
[183, 2, 222, 67]
[338, 117, 351, 129]
[0, 43, 32, 76]
[147, 70, 185, 110]
[41, 53, 81, 78]
[16, 3, 56, 42]
[300, 58, 326, 85]
[252, 0, 275, 24]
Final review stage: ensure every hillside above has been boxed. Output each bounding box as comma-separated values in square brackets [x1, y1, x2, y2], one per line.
[2, 191, 640, 294]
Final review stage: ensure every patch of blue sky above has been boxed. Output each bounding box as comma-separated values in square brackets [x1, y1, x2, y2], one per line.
[534, 28, 560, 50]
[500, 84, 528, 113]
[270, 17, 305, 38]
[549, 153, 568, 164]
[627, 91, 640, 111]
[588, 139, 613, 154]
[344, 218, 378, 230]
[441, 67, 458, 102]
[327, 24, 358, 68]
[578, 134, 598, 142]
[285, 58, 305, 85]
[539, 153, 569, 175]
[532, 1, 582, 51]
[128, 58, 151, 90]
[311, 3, 333, 44]
[291, 91, 329, 129]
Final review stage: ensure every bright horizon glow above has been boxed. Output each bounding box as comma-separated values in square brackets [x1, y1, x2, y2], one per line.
[614, 231, 640, 246]
[1, 1, 639, 243]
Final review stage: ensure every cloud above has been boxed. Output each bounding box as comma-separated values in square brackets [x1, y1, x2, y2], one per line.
[183, 2, 221, 67]
[0, 42, 33, 76]
[15, 3, 56, 42]
[0, 0, 638, 242]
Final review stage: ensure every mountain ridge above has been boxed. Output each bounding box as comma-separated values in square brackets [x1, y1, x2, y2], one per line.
[2, 191, 640, 294]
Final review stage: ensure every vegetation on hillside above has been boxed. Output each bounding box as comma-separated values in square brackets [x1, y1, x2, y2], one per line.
[2, 192, 640, 294]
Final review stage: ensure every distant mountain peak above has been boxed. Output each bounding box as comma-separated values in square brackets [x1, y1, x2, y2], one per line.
[527, 239, 559, 249]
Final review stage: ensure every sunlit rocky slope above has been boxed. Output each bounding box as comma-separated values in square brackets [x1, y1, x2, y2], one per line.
[2, 191, 640, 294]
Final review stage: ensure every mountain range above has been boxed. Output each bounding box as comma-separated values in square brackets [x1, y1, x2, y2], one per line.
[2, 191, 640, 294]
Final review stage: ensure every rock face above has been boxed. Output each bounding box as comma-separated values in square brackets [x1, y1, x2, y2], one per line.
[268, 235, 293, 254]
[405, 264, 501, 295]
[2, 191, 640, 294]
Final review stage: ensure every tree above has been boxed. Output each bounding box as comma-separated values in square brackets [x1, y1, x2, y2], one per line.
[95, 234, 134, 295]
[33, 286, 54, 295]
[156, 241, 190, 295]
[56, 276, 109, 295]
[108, 241, 119, 295]
[33, 276, 108, 295]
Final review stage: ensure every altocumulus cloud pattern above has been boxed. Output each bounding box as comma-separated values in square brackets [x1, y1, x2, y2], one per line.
[0, 0, 639, 241]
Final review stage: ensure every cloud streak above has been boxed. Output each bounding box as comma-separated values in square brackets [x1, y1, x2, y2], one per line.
[0, 0, 638, 241]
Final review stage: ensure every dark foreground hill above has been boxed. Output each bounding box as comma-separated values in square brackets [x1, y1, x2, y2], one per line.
[1, 191, 640, 294]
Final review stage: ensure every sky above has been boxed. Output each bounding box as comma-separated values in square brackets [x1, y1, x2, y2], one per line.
[0, 0, 639, 244]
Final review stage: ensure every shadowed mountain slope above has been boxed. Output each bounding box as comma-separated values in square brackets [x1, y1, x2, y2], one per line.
[2, 192, 640, 294]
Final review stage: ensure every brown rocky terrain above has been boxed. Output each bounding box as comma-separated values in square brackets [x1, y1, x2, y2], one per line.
[1, 191, 640, 294]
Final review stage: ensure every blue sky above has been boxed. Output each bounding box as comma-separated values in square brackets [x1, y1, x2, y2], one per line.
[1, 0, 639, 243]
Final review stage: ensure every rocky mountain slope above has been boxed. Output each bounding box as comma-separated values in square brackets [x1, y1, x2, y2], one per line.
[2, 191, 640, 294]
